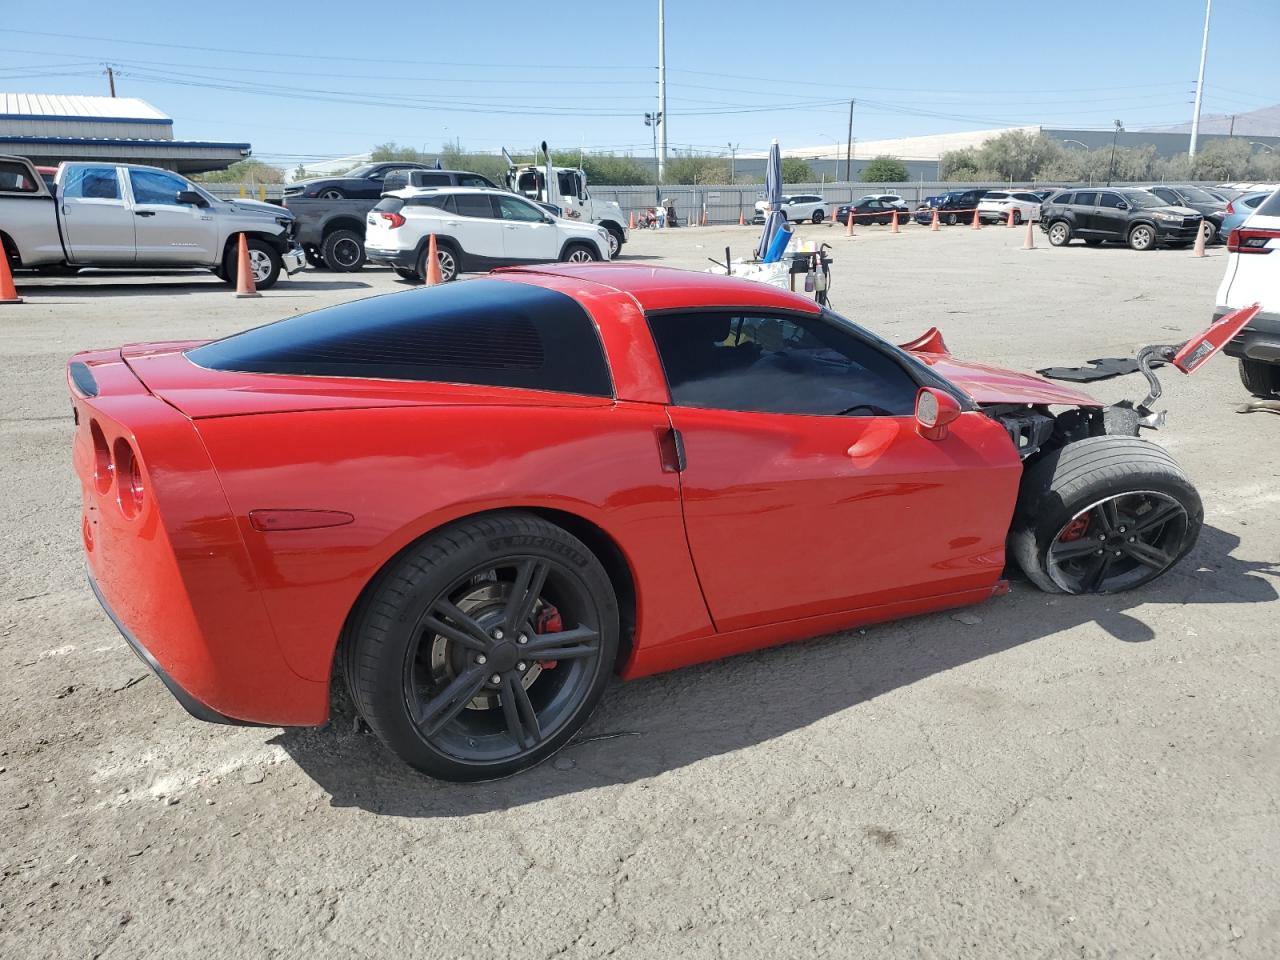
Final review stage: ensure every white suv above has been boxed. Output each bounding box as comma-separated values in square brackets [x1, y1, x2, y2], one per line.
[977, 190, 1042, 225]
[1214, 187, 1280, 397]
[364, 187, 611, 282]
[754, 194, 828, 224]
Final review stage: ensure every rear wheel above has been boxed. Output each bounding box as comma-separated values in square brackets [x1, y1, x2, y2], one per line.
[1010, 436, 1202, 595]
[417, 240, 459, 282]
[1128, 223, 1156, 251]
[1239, 358, 1279, 398]
[811, 210, 824, 224]
[1048, 221, 1072, 246]
[321, 229, 365, 271]
[343, 512, 618, 781]
[946, 212, 959, 226]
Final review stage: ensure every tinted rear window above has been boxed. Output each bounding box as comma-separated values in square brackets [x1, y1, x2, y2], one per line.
[1256, 189, 1280, 218]
[187, 279, 612, 396]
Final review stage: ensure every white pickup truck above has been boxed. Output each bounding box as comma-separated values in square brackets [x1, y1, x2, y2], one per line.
[0, 155, 305, 288]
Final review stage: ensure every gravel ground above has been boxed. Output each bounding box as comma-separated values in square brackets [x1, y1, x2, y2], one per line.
[2, 222, 1277, 959]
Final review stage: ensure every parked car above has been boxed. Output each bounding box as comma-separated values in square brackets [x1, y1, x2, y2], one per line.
[1145, 185, 1227, 244]
[283, 161, 439, 201]
[977, 190, 1042, 225]
[1215, 188, 1280, 396]
[390, 169, 499, 192]
[71, 264, 1240, 779]
[363, 187, 610, 282]
[1220, 190, 1271, 237]
[1039, 188, 1202, 251]
[857, 193, 911, 212]
[753, 194, 827, 224]
[913, 189, 988, 225]
[834, 197, 902, 226]
[0, 155, 303, 288]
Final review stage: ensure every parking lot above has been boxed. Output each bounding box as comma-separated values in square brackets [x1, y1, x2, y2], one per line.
[3, 223, 1278, 958]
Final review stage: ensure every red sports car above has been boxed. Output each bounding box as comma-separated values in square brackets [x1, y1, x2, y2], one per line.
[68, 265, 1250, 781]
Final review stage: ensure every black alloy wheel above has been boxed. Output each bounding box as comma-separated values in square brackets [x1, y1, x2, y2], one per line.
[1046, 492, 1190, 593]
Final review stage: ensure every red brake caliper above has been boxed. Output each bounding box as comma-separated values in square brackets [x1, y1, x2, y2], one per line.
[535, 604, 562, 669]
[1060, 515, 1090, 542]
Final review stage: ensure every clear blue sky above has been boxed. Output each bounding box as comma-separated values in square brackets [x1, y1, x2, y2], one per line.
[4, 0, 1277, 166]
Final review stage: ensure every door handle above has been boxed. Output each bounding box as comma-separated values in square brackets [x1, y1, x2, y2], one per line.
[134, 210, 156, 217]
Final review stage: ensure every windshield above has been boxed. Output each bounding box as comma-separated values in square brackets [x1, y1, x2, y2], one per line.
[1119, 190, 1168, 209]
[1177, 185, 1219, 203]
[343, 164, 375, 178]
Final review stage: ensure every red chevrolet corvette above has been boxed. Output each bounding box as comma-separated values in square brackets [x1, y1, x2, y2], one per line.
[69, 265, 1250, 781]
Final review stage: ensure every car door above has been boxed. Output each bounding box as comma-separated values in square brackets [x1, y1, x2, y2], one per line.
[444, 193, 506, 265]
[1071, 191, 1099, 235]
[1094, 191, 1130, 238]
[647, 309, 1022, 632]
[58, 165, 135, 263]
[126, 168, 218, 264]
[495, 194, 560, 262]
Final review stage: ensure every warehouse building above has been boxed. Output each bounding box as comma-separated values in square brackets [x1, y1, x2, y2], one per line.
[0, 93, 249, 174]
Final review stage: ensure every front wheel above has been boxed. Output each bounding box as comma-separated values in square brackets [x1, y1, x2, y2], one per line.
[1048, 221, 1072, 246]
[562, 242, 599, 263]
[1128, 223, 1156, 251]
[343, 512, 619, 781]
[946, 213, 959, 226]
[221, 238, 283, 290]
[1010, 436, 1202, 595]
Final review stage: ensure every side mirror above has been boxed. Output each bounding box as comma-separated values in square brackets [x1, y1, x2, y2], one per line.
[176, 189, 207, 207]
[1117, 202, 1129, 211]
[915, 387, 961, 440]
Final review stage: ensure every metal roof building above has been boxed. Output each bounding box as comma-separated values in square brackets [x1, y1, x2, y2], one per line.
[0, 93, 250, 174]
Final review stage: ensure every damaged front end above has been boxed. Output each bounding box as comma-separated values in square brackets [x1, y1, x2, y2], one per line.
[900, 303, 1262, 460]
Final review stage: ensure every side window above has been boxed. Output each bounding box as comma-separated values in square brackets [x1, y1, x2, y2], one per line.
[129, 169, 190, 206]
[0, 160, 38, 193]
[557, 171, 579, 198]
[1053, 193, 1073, 205]
[406, 194, 454, 212]
[1074, 191, 1098, 207]
[1098, 192, 1124, 209]
[457, 175, 493, 188]
[1015, 193, 1039, 203]
[413, 172, 451, 187]
[647, 311, 921, 417]
[453, 194, 497, 218]
[62, 166, 121, 201]
[497, 195, 546, 222]
[1150, 187, 1176, 204]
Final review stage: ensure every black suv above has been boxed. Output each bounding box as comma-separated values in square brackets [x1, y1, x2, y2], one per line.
[912, 189, 987, 225]
[283, 163, 497, 200]
[1039, 188, 1202, 251]
[1144, 184, 1227, 244]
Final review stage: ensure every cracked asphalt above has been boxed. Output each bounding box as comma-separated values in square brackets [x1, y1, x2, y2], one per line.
[2, 222, 1277, 958]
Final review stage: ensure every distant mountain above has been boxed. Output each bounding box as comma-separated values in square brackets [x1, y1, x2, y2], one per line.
[1142, 103, 1280, 137]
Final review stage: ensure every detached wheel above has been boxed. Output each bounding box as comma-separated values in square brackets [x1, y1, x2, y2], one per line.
[1128, 223, 1156, 251]
[321, 229, 365, 271]
[1239, 358, 1278, 398]
[1048, 221, 1072, 246]
[343, 512, 618, 781]
[1010, 436, 1202, 595]
[221, 238, 282, 290]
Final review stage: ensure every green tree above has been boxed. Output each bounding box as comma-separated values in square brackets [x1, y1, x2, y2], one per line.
[780, 157, 814, 183]
[938, 147, 982, 180]
[860, 155, 908, 183]
[195, 159, 284, 184]
[664, 150, 730, 184]
[370, 141, 431, 162]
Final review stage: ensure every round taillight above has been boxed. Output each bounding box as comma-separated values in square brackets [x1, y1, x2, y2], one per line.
[90, 420, 113, 494]
[916, 390, 939, 427]
[112, 438, 145, 518]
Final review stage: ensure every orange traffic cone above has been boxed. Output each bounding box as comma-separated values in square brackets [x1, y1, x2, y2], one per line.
[1007, 208, 1016, 228]
[628, 210, 635, 230]
[971, 209, 981, 230]
[1192, 221, 1208, 258]
[234, 233, 260, 298]
[846, 209, 854, 236]
[891, 209, 900, 234]
[425, 233, 443, 285]
[738, 210, 744, 226]
[1023, 219, 1035, 250]
[0, 247, 23, 304]
[930, 209, 940, 232]
[701, 206, 708, 227]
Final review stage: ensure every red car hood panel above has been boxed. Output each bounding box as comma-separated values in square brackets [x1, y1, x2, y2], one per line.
[118, 341, 610, 418]
[912, 353, 1103, 407]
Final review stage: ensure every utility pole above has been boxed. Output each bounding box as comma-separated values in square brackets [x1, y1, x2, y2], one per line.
[657, 0, 667, 182]
[104, 64, 116, 97]
[1228, 114, 1236, 137]
[1107, 119, 1123, 186]
[844, 99, 854, 181]
[1189, 0, 1212, 159]
[727, 142, 739, 182]
[645, 112, 663, 205]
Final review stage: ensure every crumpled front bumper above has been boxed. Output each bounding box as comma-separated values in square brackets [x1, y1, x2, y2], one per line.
[282, 243, 306, 275]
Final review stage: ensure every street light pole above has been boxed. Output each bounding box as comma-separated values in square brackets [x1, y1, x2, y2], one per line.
[645, 112, 663, 205]
[657, 0, 667, 181]
[728, 142, 739, 182]
[1107, 120, 1123, 186]
[1189, 0, 1213, 159]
